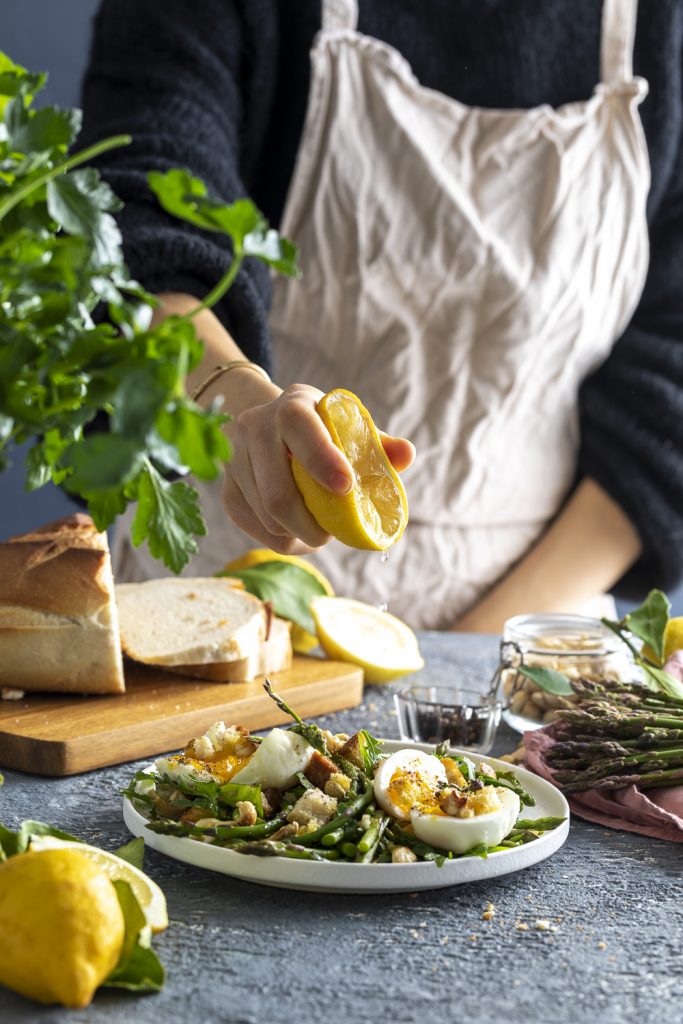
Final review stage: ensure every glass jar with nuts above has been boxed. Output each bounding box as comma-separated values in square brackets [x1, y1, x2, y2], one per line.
[500, 614, 634, 732]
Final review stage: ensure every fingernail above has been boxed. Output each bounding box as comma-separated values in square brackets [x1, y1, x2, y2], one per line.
[329, 471, 352, 494]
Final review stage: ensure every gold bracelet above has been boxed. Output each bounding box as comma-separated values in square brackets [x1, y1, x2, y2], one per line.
[191, 360, 272, 402]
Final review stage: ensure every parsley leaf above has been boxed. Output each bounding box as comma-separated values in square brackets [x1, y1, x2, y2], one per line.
[131, 463, 206, 573]
[0, 51, 298, 573]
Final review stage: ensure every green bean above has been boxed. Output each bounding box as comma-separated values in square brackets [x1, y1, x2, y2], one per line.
[341, 842, 358, 858]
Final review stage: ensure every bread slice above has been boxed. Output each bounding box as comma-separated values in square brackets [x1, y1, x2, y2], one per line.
[172, 616, 294, 682]
[0, 514, 125, 694]
[115, 577, 267, 667]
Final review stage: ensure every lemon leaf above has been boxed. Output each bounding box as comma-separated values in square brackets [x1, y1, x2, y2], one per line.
[517, 665, 573, 696]
[113, 837, 145, 870]
[105, 880, 165, 992]
[220, 561, 327, 635]
[0, 820, 81, 858]
[623, 589, 671, 663]
[640, 663, 683, 701]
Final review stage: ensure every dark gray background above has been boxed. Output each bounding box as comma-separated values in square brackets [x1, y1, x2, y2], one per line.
[1, 0, 677, 615]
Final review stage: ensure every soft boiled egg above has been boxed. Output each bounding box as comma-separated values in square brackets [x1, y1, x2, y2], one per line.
[231, 728, 314, 789]
[374, 749, 449, 819]
[411, 787, 520, 855]
[154, 755, 219, 786]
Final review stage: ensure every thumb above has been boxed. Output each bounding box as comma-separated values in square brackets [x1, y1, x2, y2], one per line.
[380, 433, 416, 473]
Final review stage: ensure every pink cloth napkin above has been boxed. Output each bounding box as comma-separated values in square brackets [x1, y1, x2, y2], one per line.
[523, 727, 683, 842]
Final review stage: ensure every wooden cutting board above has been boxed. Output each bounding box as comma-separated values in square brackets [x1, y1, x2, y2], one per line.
[0, 656, 364, 777]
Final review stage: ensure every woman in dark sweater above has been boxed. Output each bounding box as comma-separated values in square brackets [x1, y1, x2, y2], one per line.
[80, 0, 683, 630]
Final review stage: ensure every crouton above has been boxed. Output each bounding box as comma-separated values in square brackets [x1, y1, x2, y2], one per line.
[337, 732, 365, 769]
[287, 789, 338, 829]
[304, 750, 341, 789]
[324, 773, 352, 800]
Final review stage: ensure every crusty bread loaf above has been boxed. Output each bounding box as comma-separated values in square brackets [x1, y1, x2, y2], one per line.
[115, 577, 267, 667]
[171, 616, 294, 682]
[0, 514, 125, 694]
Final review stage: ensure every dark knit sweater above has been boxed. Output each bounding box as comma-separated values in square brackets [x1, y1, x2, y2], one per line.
[80, 0, 683, 598]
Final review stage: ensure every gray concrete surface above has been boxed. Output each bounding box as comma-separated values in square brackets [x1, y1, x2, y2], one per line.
[0, 633, 681, 1024]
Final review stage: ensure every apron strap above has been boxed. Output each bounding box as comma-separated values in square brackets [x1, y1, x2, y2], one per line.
[321, 0, 358, 33]
[601, 0, 639, 82]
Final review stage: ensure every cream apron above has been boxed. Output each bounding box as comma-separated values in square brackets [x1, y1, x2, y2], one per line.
[114, 0, 650, 630]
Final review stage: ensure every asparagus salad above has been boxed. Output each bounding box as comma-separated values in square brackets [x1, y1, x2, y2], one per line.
[123, 684, 565, 865]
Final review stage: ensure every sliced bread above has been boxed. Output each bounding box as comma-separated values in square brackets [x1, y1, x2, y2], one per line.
[0, 514, 125, 694]
[171, 616, 294, 682]
[115, 577, 267, 667]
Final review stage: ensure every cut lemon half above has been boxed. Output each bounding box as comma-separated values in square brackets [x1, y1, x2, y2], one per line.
[223, 548, 334, 653]
[291, 388, 408, 550]
[311, 596, 424, 684]
[29, 836, 168, 933]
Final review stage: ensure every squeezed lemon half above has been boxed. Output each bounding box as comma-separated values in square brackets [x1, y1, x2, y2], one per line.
[311, 596, 424, 684]
[291, 388, 409, 551]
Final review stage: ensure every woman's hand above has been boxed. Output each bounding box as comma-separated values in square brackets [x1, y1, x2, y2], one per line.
[222, 381, 345, 553]
[222, 379, 414, 554]
[153, 294, 414, 554]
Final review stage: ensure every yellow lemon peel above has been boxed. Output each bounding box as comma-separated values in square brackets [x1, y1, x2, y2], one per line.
[291, 388, 409, 551]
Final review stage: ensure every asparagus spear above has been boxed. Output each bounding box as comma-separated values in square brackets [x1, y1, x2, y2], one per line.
[542, 676, 683, 792]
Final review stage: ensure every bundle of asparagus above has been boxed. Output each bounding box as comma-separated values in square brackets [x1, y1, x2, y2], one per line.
[546, 678, 683, 794]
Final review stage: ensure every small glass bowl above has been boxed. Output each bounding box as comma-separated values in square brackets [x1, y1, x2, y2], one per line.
[394, 685, 502, 754]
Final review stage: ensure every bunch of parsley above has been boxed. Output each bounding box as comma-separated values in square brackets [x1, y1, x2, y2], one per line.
[0, 53, 298, 571]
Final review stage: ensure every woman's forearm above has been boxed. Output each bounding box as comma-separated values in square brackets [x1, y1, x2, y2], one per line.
[453, 478, 642, 633]
[152, 292, 281, 413]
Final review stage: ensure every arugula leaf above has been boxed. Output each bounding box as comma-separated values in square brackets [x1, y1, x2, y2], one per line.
[358, 730, 383, 774]
[131, 463, 206, 573]
[517, 665, 573, 696]
[221, 561, 326, 635]
[219, 782, 264, 818]
[623, 589, 671, 664]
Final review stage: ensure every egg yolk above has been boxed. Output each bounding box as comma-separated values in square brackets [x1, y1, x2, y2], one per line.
[173, 753, 253, 783]
[387, 768, 444, 817]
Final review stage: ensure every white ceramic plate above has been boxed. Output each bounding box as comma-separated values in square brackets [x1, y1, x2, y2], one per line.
[122, 740, 570, 893]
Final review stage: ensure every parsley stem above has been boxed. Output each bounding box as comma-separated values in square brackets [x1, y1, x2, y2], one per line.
[178, 251, 243, 320]
[0, 134, 132, 222]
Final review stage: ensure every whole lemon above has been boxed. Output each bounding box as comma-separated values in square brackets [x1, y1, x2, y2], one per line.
[0, 849, 125, 1008]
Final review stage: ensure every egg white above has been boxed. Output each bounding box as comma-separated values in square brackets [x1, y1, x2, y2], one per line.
[374, 749, 448, 820]
[411, 787, 520, 854]
[154, 755, 218, 786]
[231, 729, 314, 789]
